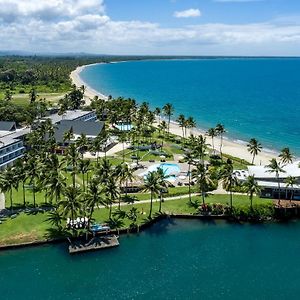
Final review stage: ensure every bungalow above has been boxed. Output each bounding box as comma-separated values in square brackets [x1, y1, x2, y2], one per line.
[248, 162, 300, 200]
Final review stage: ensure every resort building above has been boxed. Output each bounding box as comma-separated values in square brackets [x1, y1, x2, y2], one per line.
[44, 110, 97, 124]
[0, 121, 30, 170]
[248, 162, 300, 200]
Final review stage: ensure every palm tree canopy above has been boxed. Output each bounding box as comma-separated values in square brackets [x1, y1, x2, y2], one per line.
[247, 138, 262, 155]
[279, 147, 294, 165]
[243, 175, 261, 197]
[265, 158, 285, 176]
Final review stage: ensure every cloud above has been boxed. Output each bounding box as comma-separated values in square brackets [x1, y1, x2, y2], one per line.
[0, 0, 299, 56]
[174, 9, 202, 18]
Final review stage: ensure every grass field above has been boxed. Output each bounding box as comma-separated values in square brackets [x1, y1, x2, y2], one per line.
[0, 194, 272, 246]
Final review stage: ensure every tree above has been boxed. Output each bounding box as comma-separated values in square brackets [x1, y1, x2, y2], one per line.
[84, 178, 104, 230]
[78, 159, 91, 191]
[243, 176, 260, 209]
[247, 138, 262, 165]
[207, 128, 217, 155]
[220, 160, 239, 209]
[192, 163, 213, 204]
[4, 89, 12, 102]
[143, 171, 162, 218]
[215, 124, 226, 158]
[176, 114, 186, 138]
[59, 185, 82, 236]
[0, 167, 18, 211]
[265, 158, 285, 205]
[185, 116, 196, 137]
[183, 152, 194, 203]
[63, 143, 80, 188]
[29, 88, 37, 103]
[156, 167, 171, 213]
[279, 147, 293, 166]
[104, 176, 120, 219]
[154, 107, 161, 125]
[285, 176, 297, 203]
[162, 103, 174, 135]
[115, 163, 135, 198]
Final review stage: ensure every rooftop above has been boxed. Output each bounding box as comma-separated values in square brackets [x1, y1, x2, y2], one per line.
[0, 128, 30, 148]
[248, 161, 300, 179]
[44, 110, 95, 124]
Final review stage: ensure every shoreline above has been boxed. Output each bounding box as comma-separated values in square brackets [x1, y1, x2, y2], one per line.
[70, 62, 277, 165]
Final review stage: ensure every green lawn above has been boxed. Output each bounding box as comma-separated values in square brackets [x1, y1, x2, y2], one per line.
[0, 194, 272, 246]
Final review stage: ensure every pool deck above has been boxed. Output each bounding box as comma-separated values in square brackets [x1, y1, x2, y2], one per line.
[69, 235, 119, 254]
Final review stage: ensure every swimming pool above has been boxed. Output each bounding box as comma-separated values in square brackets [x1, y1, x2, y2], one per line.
[142, 163, 181, 182]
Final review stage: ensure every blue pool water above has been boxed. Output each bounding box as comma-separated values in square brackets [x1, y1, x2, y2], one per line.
[79, 59, 300, 155]
[141, 163, 181, 182]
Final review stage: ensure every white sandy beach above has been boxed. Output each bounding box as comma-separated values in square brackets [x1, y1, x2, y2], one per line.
[70, 63, 277, 165]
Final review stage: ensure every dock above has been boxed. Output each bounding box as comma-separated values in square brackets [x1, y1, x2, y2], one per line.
[69, 235, 119, 254]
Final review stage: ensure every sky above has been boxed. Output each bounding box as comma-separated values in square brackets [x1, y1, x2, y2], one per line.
[0, 0, 300, 56]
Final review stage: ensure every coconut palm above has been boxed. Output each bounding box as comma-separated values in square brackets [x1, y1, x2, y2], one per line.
[183, 152, 195, 203]
[162, 103, 174, 135]
[46, 171, 67, 203]
[192, 163, 213, 204]
[143, 171, 162, 218]
[285, 176, 297, 203]
[84, 178, 105, 229]
[279, 147, 293, 166]
[176, 114, 186, 138]
[192, 135, 208, 164]
[63, 143, 80, 188]
[243, 175, 261, 209]
[265, 158, 285, 205]
[185, 116, 196, 137]
[14, 159, 28, 207]
[26, 156, 39, 207]
[207, 128, 217, 155]
[215, 124, 226, 158]
[220, 160, 239, 209]
[115, 163, 135, 198]
[78, 159, 91, 191]
[104, 176, 120, 218]
[247, 138, 262, 165]
[154, 107, 161, 125]
[0, 168, 18, 211]
[46, 208, 64, 232]
[156, 167, 172, 213]
[59, 185, 82, 235]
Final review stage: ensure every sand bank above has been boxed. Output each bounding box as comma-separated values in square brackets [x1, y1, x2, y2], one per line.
[70, 63, 276, 165]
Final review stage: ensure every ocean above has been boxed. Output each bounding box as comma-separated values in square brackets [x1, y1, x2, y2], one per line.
[79, 58, 300, 156]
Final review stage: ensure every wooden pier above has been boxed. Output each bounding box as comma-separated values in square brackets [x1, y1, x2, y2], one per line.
[69, 235, 119, 254]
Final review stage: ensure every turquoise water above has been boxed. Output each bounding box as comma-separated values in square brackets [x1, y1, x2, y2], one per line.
[142, 163, 180, 182]
[1, 219, 300, 299]
[80, 59, 300, 155]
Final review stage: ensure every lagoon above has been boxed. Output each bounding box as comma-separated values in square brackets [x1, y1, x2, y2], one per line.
[1, 219, 300, 299]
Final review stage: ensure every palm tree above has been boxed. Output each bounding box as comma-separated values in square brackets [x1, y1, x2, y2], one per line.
[84, 178, 104, 229]
[154, 107, 161, 125]
[192, 163, 213, 204]
[158, 121, 167, 148]
[156, 167, 171, 213]
[207, 128, 217, 155]
[183, 152, 195, 203]
[63, 143, 80, 188]
[104, 176, 120, 219]
[279, 147, 293, 166]
[26, 156, 39, 207]
[163, 103, 174, 135]
[143, 171, 162, 218]
[215, 124, 226, 158]
[115, 163, 135, 198]
[59, 185, 82, 236]
[247, 138, 262, 165]
[176, 114, 186, 138]
[46, 208, 64, 232]
[0, 168, 18, 211]
[243, 176, 261, 209]
[14, 159, 28, 207]
[46, 171, 67, 203]
[265, 158, 285, 205]
[185, 116, 196, 137]
[285, 176, 297, 203]
[78, 159, 91, 191]
[192, 135, 208, 165]
[220, 160, 238, 209]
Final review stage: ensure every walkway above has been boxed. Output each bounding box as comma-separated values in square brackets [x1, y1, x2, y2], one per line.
[0, 193, 5, 211]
